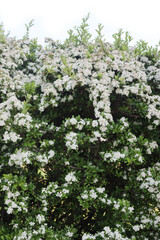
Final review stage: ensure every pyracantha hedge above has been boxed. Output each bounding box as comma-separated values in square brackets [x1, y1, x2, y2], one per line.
[0, 16, 160, 240]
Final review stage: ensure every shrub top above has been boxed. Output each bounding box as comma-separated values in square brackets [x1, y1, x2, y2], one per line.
[0, 16, 160, 240]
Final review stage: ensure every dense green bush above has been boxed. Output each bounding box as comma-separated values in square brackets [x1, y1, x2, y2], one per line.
[0, 16, 160, 239]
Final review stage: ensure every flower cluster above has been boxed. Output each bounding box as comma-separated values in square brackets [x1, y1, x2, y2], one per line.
[65, 132, 78, 150]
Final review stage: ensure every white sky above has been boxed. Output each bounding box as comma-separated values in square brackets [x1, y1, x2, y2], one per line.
[0, 0, 160, 47]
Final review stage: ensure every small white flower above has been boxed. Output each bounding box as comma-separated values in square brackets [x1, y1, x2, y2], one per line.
[100, 198, 106, 203]
[92, 120, 98, 127]
[36, 214, 45, 224]
[153, 120, 159, 125]
[49, 140, 54, 145]
[13, 224, 18, 228]
[5, 199, 11, 205]
[96, 187, 105, 193]
[107, 199, 112, 205]
[70, 118, 77, 125]
[7, 206, 13, 214]
[12, 202, 18, 208]
[93, 178, 98, 183]
[7, 191, 13, 198]
[90, 190, 97, 199]
[56, 192, 63, 197]
[81, 194, 88, 199]
[29, 222, 35, 226]
[114, 203, 120, 209]
[148, 125, 153, 130]
[128, 207, 134, 213]
[65, 161, 70, 165]
[63, 189, 69, 194]
[66, 231, 73, 237]
[133, 225, 140, 231]
[65, 172, 77, 183]
[48, 150, 55, 158]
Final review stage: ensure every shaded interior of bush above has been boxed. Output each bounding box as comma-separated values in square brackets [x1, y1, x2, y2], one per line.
[110, 92, 143, 122]
[110, 92, 152, 144]
[42, 85, 96, 126]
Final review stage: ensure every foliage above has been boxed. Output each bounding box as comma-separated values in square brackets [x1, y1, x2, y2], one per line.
[65, 13, 92, 47]
[112, 28, 133, 52]
[134, 39, 160, 62]
[0, 22, 9, 44]
[0, 16, 160, 240]
[23, 19, 35, 40]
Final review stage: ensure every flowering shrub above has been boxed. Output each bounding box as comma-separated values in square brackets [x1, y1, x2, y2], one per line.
[0, 16, 160, 239]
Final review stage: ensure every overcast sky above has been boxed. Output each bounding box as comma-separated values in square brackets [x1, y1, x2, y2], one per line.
[0, 0, 160, 47]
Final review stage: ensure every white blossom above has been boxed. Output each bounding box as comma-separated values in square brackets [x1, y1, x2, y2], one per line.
[65, 172, 77, 183]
